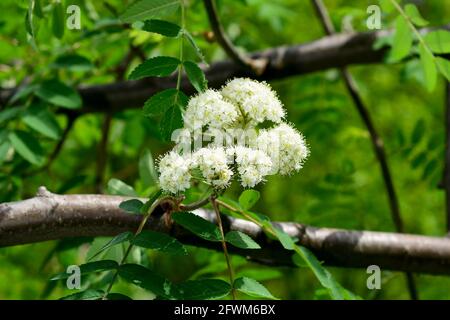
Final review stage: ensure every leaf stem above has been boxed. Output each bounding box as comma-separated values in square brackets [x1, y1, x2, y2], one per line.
[102, 197, 163, 299]
[176, 0, 185, 91]
[210, 196, 236, 300]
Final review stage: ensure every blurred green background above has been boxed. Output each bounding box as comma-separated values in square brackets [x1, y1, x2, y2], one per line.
[1, 0, 450, 299]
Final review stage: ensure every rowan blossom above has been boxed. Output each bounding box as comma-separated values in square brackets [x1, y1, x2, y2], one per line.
[192, 147, 233, 189]
[158, 151, 192, 194]
[255, 123, 309, 175]
[183, 89, 238, 131]
[220, 78, 285, 125]
[232, 146, 273, 188]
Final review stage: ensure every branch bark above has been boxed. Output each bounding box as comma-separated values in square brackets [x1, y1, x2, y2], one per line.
[2, 25, 448, 115]
[1, 188, 450, 276]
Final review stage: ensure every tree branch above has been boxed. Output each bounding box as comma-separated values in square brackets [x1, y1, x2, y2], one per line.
[1, 187, 450, 276]
[202, 0, 268, 74]
[2, 25, 448, 115]
[445, 81, 450, 234]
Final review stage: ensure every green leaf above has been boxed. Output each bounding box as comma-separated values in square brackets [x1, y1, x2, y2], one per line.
[129, 56, 180, 80]
[418, 43, 437, 92]
[411, 118, 426, 144]
[183, 61, 207, 93]
[172, 211, 221, 241]
[294, 246, 348, 300]
[139, 149, 158, 188]
[234, 277, 278, 300]
[272, 224, 295, 250]
[88, 232, 133, 261]
[225, 231, 261, 249]
[142, 19, 181, 37]
[107, 178, 137, 196]
[119, 263, 172, 298]
[132, 230, 187, 255]
[52, 54, 94, 71]
[183, 30, 207, 64]
[106, 293, 133, 300]
[0, 107, 23, 124]
[424, 30, 450, 54]
[33, 0, 44, 18]
[60, 289, 104, 300]
[22, 105, 62, 140]
[119, 199, 144, 214]
[172, 279, 231, 300]
[238, 189, 260, 210]
[8, 130, 45, 165]
[404, 4, 428, 27]
[389, 16, 413, 62]
[52, 1, 64, 39]
[0, 142, 11, 164]
[143, 88, 178, 116]
[436, 57, 450, 81]
[120, 0, 180, 23]
[35, 79, 82, 109]
[50, 260, 119, 280]
[159, 90, 188, 141]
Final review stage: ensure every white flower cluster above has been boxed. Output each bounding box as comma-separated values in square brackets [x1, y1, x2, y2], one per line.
[158, 78, 309, 194]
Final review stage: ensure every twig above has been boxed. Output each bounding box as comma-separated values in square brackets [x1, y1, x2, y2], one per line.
[210, 196, 236, 299]
[310, 0, 417, 300]
[95, 113, 112, 193]
[202, 0, 268, 75]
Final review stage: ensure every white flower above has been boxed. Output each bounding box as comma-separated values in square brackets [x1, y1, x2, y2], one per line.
[231, 146, 273, 188]
[183, 89, 238, 131]
[221, 78, 285, 125]
[158, 151, 192, 194]
[192, 147, 233, 189]
[255, 123, 309, 175]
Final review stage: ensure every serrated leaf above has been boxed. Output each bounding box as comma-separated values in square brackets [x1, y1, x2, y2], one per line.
[132, 230, 187, 255]
[172, 279, 231, 300]
[35, 79, 82, 109]
[436, 57, 450, 81]
[225, 231, 261, 249]
[159, 90, 188, 141]
[22, 105, 62, 140]
[183, 30, 207, 64]
[8, 130, 45, 165]
[172, 211, 221, 241]
[119, 263, 172, 298]
[142, 19, 181, 37]
[234, 277, 278, 300]
[107, 178, 137, 196]
[51, 260, 119, 280]
[119, 199, 144, 214]
[389, 16, 413, 62]
[271, 224, 295, 250]
[52, 54, 94, 71]
[129, 56, 180, 80]
[120, 0, 180, 23]
[143, 89, 178, 116]
[238, 189, 260, 210]
[139, 149, 158, 188]
[183, 61, 207, 93]
[60, 289, 104, 300]
[424, 30, 450, 54]
[419, 43, 437, 92]
[404, 4, 428, 27]
[52, 1, 64, 39]
[88, 232, 133, 261]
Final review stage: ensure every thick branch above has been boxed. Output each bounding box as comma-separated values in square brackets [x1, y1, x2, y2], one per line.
[2, 25, 448, 114]
[1, 188, 450, 276]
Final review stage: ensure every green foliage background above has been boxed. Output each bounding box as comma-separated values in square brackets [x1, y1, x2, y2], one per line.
[1, 0, 450, 299]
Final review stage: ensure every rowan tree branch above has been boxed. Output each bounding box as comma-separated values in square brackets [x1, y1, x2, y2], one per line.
[1, 187, 450, 276]
[2, 25, 448, 115]
[310, 0, 417, 299]
[202, 0, 268, 75]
